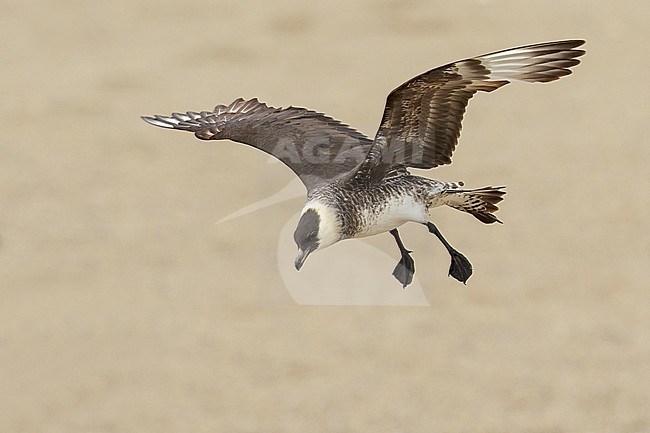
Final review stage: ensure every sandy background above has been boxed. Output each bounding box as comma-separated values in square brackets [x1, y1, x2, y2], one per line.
[1, 0, 648, 432]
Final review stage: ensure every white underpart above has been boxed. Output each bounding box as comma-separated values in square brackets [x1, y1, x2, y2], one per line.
[356, 194, 431, 238]
[303, 185, 448, 250]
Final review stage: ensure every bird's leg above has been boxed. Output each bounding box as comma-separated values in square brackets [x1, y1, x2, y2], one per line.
[390, 228, 415, 288]
[426, 222, 473, 284]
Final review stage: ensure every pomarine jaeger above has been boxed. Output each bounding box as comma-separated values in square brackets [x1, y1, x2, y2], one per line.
[142, 40, 585, 288]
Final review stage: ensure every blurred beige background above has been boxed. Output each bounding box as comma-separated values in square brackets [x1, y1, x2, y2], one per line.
[1, 0, 648, 432]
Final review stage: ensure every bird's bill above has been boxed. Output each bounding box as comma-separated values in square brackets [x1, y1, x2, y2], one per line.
[294, 248, 312, 270]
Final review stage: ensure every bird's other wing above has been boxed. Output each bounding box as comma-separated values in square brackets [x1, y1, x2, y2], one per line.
[360, 40, 585, 180]
[142, 98, 372, 191]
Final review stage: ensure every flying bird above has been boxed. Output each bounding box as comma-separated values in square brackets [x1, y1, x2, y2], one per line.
[142, 40, 585, 288]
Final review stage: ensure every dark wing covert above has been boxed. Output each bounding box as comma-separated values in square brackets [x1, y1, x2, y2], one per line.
[361, 40, 585, 180]
[142, 98, 372, 191]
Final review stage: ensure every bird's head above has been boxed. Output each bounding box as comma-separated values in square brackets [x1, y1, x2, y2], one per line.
[293, 203, 341, 270]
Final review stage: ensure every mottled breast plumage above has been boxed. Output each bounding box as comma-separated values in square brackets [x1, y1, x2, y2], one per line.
[308, 175, 447, 238]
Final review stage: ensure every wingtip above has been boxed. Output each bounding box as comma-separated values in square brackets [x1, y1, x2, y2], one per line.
[141, 115, 174, 128]
[564, 39, 587, 57]
[540, 39, 586, 49]
[569, 39, 586, 47]
[556, 39, 587, 57]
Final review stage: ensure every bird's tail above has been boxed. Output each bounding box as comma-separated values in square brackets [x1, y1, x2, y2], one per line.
[443, 185, 506, 224]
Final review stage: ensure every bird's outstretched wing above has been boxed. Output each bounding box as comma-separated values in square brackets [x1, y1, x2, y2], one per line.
[142, 98, 372, 191]
[361, 40, 585, 180]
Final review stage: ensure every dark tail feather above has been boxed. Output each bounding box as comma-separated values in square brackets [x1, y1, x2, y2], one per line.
[445, 186, 506, 224]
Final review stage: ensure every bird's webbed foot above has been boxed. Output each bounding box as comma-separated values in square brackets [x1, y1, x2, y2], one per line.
[392, 249, 415, 288]
[390, 228, 416, 288]
[447, 248, 473, 284]
[426, 221, 473, 284]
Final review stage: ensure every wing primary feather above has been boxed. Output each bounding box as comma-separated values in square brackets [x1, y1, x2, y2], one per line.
[141, 116, 174, 128]
[361, 39, 585, 178]
[142, 98, 373, 191]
